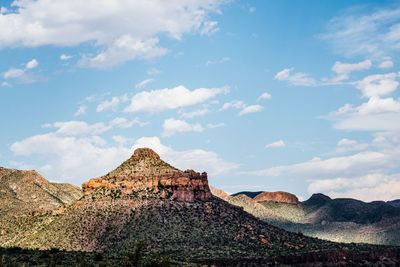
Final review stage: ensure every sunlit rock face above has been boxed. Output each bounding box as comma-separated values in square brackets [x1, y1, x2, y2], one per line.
[254, 191, 299, 204]
[82, 148, 212, 202]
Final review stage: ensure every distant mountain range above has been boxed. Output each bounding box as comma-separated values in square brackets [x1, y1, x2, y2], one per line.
[0, 149, 399, 265]
[211, 188, 400, 246]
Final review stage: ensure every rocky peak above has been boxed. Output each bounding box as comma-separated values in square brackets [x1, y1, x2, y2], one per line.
[254, 191, 299, 204]
[82, 148, 212, 202]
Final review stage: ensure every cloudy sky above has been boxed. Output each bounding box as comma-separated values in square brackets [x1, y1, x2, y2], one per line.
[1, 0, 400, 202]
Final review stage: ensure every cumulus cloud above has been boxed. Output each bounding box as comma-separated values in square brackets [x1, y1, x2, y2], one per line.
[331, 59, 371, 81]
[0, 0, 226, 68]
[132, 136, 238, 177]
[275, 68, 317, 86]
[354, 73, 399, 98]
[25, 59, 38, 69]
[162, 118, 203, 137]
[265, 140, 285, 149]
[125, 85, 228, 113]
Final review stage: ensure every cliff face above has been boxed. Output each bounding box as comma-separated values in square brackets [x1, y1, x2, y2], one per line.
[254, 191, 299, 204]
[82, 148, 212, 202]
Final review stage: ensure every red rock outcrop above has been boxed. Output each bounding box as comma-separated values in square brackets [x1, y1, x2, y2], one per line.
[82, 148, 212, 202]
[253, 191, 299, 204]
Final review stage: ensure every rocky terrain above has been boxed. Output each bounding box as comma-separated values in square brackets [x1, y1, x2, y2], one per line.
[254, 191, 299, 204]
[212, 188, 400, 246]
[82, 148, 212, 202]
[0, 167, 82, 216]
[0, 149, 399, 265]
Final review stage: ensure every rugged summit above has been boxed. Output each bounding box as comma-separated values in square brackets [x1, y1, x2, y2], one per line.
[82, 148, 212, 202]
[254, 191, 299, 204]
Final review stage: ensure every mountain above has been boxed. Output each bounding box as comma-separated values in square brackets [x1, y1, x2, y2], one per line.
[254, 191, 299, 204]
[2, 148, 393, 265]
[0, 167, 82, 216]
[388, 199, 400, 208]
[217, 189, 400, 246]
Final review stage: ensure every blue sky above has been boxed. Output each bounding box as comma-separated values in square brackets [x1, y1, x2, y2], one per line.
[1, 0, 400, 201]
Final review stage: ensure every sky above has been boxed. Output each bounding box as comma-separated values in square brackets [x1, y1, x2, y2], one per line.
[1, 0, 400, 202]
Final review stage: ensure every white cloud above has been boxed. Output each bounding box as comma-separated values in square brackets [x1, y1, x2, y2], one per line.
[331, 59, 371, 81]
[354, 73, 399, 98]
[308, 173, 400, 202]
[336, 138, 368, 153]
[275, 68, 317, 86]
[1, 81, 11, 87]
[135, 78, 154, 89]
[248, 7, 256, 13]
[201, 21, 219, 36]
[379, 60, 394, 69]
[10, 133, 132, 183]
[2, 59, 39, 82]
[162, 118, 204, 137]
[321, 7, 400, 58]
[207, 123, 225, 128]
[180, 108, 209, 118]
[96, 96, 120, 112]
[125, 85, 228, 113]
[206, 57, 230, 66]
[0, 0, 226, 68]
[238, 104, 263, 116]
[356, 97, 400, 115]
[248, 149, 400, 181]
[265, 140, 285, 149]
[132, 136, 238, 176]
[25, 59, 38, 69]
[60, 54, 73, 61]
[220, 100, 246, 111]
[257, 92, 271, 101]
[3, 68, 24, 79]
[74, 105, 87, 116]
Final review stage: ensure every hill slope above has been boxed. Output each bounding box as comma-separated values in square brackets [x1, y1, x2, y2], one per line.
[215, 189, 400, 245]
[0, 148, 384, 263]
[0, 167, 82, 215]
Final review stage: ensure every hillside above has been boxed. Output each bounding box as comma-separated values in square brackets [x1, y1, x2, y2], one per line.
[0, 167, 82, 215]
[1, 148, 394, 265]
[214, 189, 400, 246]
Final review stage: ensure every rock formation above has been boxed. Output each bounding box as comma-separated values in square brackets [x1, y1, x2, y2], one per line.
[82, 148, 212, 202]
[253, 191, 299, 204]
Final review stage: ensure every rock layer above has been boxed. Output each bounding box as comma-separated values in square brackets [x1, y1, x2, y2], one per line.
[254, 191, 299, 204]
[82, 148, 212, 202]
